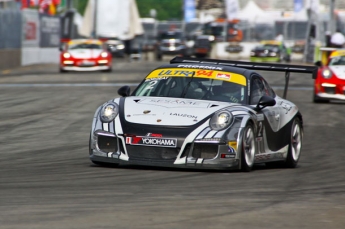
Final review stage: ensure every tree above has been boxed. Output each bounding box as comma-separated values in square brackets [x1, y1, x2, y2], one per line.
[135, 0, 183, 20]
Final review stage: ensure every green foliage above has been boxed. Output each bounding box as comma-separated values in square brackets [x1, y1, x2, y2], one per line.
[76, 0, 88, 15]
[74, 0, 182, 19]
[136, 0, 183, 20]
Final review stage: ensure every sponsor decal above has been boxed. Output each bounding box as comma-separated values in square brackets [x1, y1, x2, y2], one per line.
[221, 153, 235, 158]
[146, 133, 163, 137]
[139, 99, 208, 107]
[196, 70, 213, 77]
[256, 114, 264, 121]
[170, 113, 197, 119]
[132, 113, 156, 116]
[228, 141, 237, 151]
[256, 137, 263, 141]
[216, 73, 231, 80]
[279, 101, 292, 114]
[177, 64, 223, 70]
[158, 70, 194, 77]
[145, 77, 169, 81]
[227, 146, 236, 153]
[126, 136, 177, 148]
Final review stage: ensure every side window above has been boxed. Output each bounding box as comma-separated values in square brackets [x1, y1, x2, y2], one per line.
[250, 77, 266, 105]
[262, 78, 276, 97]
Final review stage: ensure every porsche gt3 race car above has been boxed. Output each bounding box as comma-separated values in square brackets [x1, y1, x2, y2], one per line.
[89, 57, 317, 171]
[250, 40, 291, 63]
[59, 39, 112, 72]
[314, 48, 345, 103]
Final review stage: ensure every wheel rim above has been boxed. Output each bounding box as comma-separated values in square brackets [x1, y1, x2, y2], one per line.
[243, 127, 255, 167]
[291, 122, 302, 161]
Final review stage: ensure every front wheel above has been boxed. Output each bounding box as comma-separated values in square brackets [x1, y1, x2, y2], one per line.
[241, 123, 256, 172]
[285, 118, 303, 168]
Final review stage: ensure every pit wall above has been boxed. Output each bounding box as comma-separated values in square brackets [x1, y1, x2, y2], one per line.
[21, 47, 60, 66]
[0, 49, 21, 70]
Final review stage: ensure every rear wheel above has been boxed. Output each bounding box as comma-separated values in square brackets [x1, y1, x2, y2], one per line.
[285, 118, 303, 168]
[241, 123, 256, 172]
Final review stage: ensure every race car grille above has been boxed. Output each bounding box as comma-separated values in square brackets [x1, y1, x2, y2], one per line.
[97, 135, 118, 152]
[191, 143, 218, 159]
[126, 145, 179, 162]
[324, 86, 335, 94]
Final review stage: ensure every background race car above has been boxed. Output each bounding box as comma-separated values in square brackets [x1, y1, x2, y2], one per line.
[250, 40, 291, 63]
[314, 48, 345, 103]
[60, 39, 112, 72]
[89, 57, 317, 172]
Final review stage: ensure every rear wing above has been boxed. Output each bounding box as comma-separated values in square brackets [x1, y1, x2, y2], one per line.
[170, 56, 318, 99]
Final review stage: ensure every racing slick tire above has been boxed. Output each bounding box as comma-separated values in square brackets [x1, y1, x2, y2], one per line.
[284, 117, 303, 168]
[240, 123, 256, 172]
[313, 91, 329, 103]
[59, 68, 67, 73]
[266, 117, 303, 169]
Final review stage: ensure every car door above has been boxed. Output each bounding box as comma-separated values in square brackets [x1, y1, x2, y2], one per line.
[250, 75, 281, 154]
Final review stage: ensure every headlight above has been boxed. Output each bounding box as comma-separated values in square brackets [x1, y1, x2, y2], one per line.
[269, 52, 277, 57]
[100, 103, 119, 122]
[322, 69, 332, 79]
[117, 44, 125, 50]
[250, 51, 255, 56]
[101, 52, 108, 58]
[63, 52, 71, 58]
[209, 111, 233, 131]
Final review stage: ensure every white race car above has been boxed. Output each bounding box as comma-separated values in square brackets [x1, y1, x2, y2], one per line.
[89, 57, 317, 171]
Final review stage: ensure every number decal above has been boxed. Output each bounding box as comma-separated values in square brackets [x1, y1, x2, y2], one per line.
[146, 80, 158, 89]
[258, 122, 263, 137]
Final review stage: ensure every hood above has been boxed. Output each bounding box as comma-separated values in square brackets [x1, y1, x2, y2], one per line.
[329, 65, 345, 80]
[69, 49, 103, 59]
[123, 97, 233, 126]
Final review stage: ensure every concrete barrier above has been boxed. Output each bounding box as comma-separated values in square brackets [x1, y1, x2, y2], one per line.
[21, 47, 60, 66]
[0, 49, 21, 70]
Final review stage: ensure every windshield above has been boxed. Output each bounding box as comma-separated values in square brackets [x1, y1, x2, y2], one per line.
[68, 43, 102, 50]
[132, 69, 247, 104]
[329, 56, 345, 66]
[159, 31, 183, 40]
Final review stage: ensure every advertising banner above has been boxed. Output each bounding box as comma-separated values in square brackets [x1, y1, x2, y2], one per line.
[225, 0, 240, 20]
[184, 0, 196, 23]
[39, 14, 60, 47]
[22, 9, 40, 47]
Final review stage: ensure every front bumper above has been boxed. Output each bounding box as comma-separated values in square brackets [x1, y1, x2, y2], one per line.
[89, 130, 240, 170]
[61, 65, 111, 72]
[314, 81, 345, 101]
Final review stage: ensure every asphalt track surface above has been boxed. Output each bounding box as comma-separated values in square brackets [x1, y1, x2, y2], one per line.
[1, 59, 345, 229]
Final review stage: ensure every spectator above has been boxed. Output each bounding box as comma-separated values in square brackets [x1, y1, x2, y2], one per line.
[330, 29, 345, 48]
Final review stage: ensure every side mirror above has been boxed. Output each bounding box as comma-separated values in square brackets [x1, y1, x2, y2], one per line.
[255, 95, 276, 111]
[315, 61, 322, 67]
[118, 86, 130, 97]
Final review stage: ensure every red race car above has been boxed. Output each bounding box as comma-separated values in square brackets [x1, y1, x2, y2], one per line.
[60, 39, 112, 72]
[314, 48, 345, 103]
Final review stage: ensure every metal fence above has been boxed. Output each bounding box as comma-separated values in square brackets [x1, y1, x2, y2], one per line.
[0, 8, 21, 49]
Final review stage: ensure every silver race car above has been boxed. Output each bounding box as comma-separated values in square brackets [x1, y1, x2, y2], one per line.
[89, 57, 317, 171]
